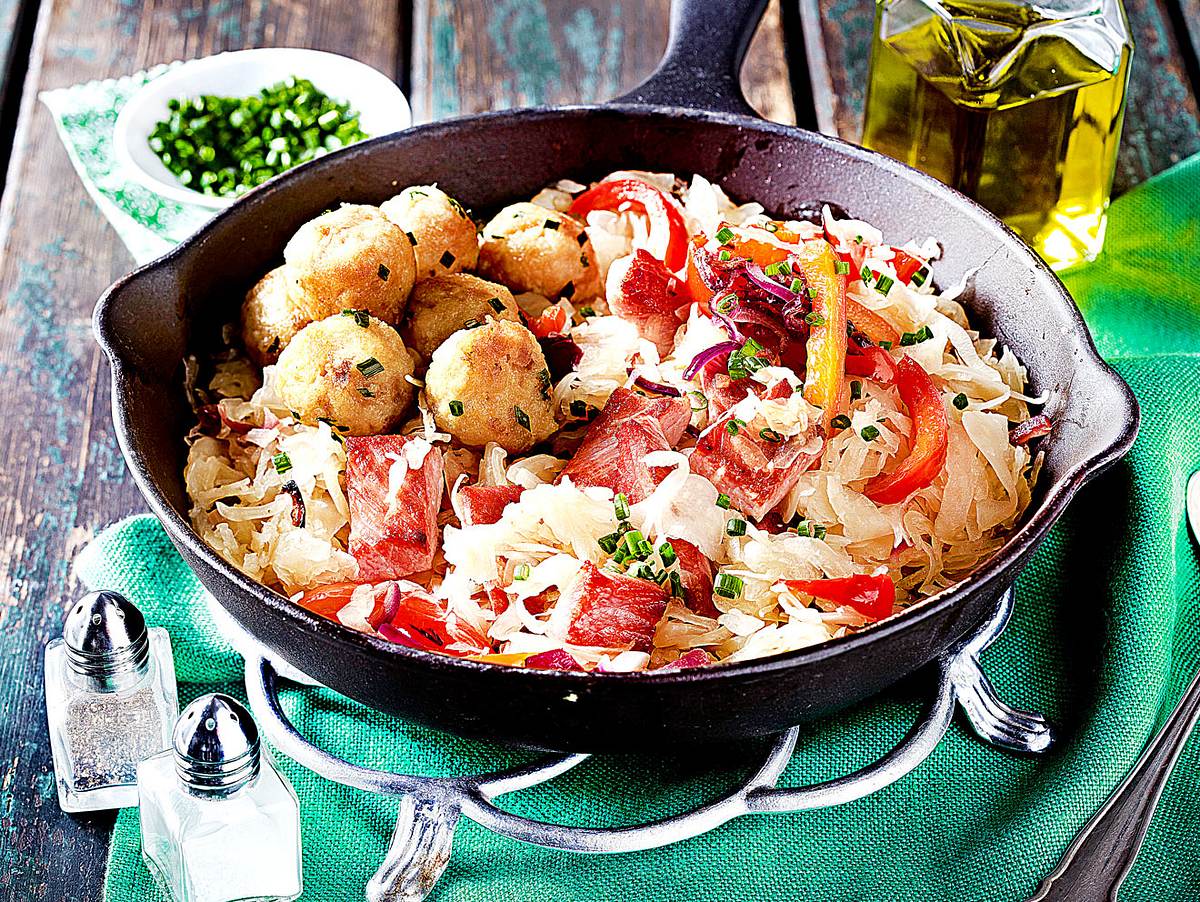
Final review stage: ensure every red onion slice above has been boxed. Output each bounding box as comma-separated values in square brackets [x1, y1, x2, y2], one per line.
[683, 340, 740, 381]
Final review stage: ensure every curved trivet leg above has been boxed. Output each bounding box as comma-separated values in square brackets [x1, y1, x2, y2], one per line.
[948, 587, 1055, 753]
[368, 796, 460, 902]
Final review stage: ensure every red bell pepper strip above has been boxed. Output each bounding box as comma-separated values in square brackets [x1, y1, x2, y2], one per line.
[845, 345, 899, 384]
[890, 249, 927, 285]
[526, 302, 568, 338]
[796, 240, 848, 429]
[863, 355, 949, 504]
[296, 582, 362, 621]
[783, 574, 896, 621]
[570, 177, 689, 272]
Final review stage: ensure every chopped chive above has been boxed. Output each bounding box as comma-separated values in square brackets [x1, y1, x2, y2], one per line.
[439, 250, 456, 268]
[789, 277, 803, 294]
[614, 492, 630, 520]
[715, 493, 731, 509]
[874, 274, 895, 296]
[743, 337, 764, 355]
[910, 266, 929, 287]
[448, 400, 464, 416]
[544, 219, 560, 230]
[805, 312, 826, 327]
[513, 563, 531, 581]
[759, 427, 783, 443]
[598, 531, 621, 554]
[342, 308, 370, 328]
[668, 571, 684, 598]
[860, 265, 874, 283]
[917, 325, 934, 342]
[580, 305, 596, 317]
[378, 263, 390, 281]
[488, 297, 506, 312]
[726, 518, 747, 537]
[356, 357, 384, 377]
[715, 293, 736, 313]
[719, 249, 733, 262]
[357, 387, 375, 398]
[850, 380, 863, 401]
[879, 340, 893, 350]
[899, 332, 917, 347]
[688, 390, 708, 411]
[657, 541, 677, 567]
[807, 286, 818, 299]
[830, 414, 852, 430]
[834, 260, 851, 275]
[715, 226, 735, 245]
[514, 406, 530, 430]
[272, 451, 292, 475]
[725, 418, 743, 435]
[714, 573, 743, 599]
[627, 561, 656, 581]
[953, 393, 969, 410]
[764, 222, 779, 233]
[860, 424, 881, 441]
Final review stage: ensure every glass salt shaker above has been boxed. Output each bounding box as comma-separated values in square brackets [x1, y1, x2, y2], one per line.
[138, 693, 303, 902]
[44, 590, 178, 812]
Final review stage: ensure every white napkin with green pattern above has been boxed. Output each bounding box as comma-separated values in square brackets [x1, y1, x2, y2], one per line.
[41, 63, 213, 265]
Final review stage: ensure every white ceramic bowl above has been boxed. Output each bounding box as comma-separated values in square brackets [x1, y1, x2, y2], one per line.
[114, 48, 412, 210]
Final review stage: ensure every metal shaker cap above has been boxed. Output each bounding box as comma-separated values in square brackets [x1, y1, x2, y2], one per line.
[62, 590, 150, 684]
[173, 693, 261, 793]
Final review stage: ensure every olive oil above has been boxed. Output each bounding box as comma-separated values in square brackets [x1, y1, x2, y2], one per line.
[862, 0, 1133, 270]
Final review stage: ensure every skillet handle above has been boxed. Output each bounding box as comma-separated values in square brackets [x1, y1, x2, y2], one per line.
[614, 0, 769, 117]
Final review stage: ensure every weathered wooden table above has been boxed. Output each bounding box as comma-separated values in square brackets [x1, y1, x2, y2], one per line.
[0, 0, 1195, 898]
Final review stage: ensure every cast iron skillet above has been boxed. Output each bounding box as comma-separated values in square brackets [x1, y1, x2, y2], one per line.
[94, 0, 1138, 753]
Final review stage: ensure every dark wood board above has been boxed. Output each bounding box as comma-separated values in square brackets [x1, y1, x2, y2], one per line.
[0, 4, 398, 900]
[410, 0, 796, 124]
[802, 0, 1200, 194]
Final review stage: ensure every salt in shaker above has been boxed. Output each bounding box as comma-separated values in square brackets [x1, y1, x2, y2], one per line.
[44, 590, 178, 812]
[138, 693, 303, 902]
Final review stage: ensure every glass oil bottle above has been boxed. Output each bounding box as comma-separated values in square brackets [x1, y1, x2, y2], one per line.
[861, 0, 1133, 269]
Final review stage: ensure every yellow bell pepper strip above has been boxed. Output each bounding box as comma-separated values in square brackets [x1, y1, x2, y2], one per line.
[797, 239, 848, 428]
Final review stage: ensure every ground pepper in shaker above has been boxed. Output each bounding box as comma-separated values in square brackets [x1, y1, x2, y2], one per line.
[44, 590, 178, 812]
[138, 693, 303, 902]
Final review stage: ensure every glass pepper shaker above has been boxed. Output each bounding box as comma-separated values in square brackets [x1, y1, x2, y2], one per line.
[861, 0, 1133, 270]
[44, 590, 178, 812]
[138, 693, 303, 902]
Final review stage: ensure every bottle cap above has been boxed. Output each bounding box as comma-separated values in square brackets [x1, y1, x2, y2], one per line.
[172, 693, 261, 793]
[62, 590, 150, 688]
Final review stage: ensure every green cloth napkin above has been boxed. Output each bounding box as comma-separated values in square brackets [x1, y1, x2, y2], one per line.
[80, 156, 1200, 902]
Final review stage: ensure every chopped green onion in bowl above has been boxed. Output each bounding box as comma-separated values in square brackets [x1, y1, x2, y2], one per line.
[147, 77, 369, 199]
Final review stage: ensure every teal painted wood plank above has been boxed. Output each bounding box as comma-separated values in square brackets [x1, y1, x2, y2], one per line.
[411, 0, 796, 124]
[804, 0, 1200, 193]
[0, 2, 403, 900]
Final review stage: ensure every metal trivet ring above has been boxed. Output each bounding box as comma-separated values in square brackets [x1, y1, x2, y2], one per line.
[244, 587, 1052, 902]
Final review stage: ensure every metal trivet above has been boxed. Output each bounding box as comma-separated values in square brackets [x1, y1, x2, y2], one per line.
[243, 587, 1052, 902]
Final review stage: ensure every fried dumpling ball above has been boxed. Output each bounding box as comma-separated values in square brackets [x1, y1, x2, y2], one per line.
[400, 274, 520, 365]
[283, 204, 416, 325]
[424, 319, 558, 454]
[477, 203, 600, 302]
[273, 313, 416, 436]
[380, 185, 480, 279]
[241, 266, 310, 366]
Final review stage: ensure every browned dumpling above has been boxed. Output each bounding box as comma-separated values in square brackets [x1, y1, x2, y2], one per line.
[400, 274, 520, 365]
[424, 319, 557, 453]
[380, 185, 480, 279]
[273, 314, 416, 436]
[477, 203, 600, 301]
[283, 204, 416, 325]
[240, 266, 309, 366]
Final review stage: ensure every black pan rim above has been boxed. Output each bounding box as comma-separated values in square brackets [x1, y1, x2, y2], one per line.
[94, 102, 1141, 687]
